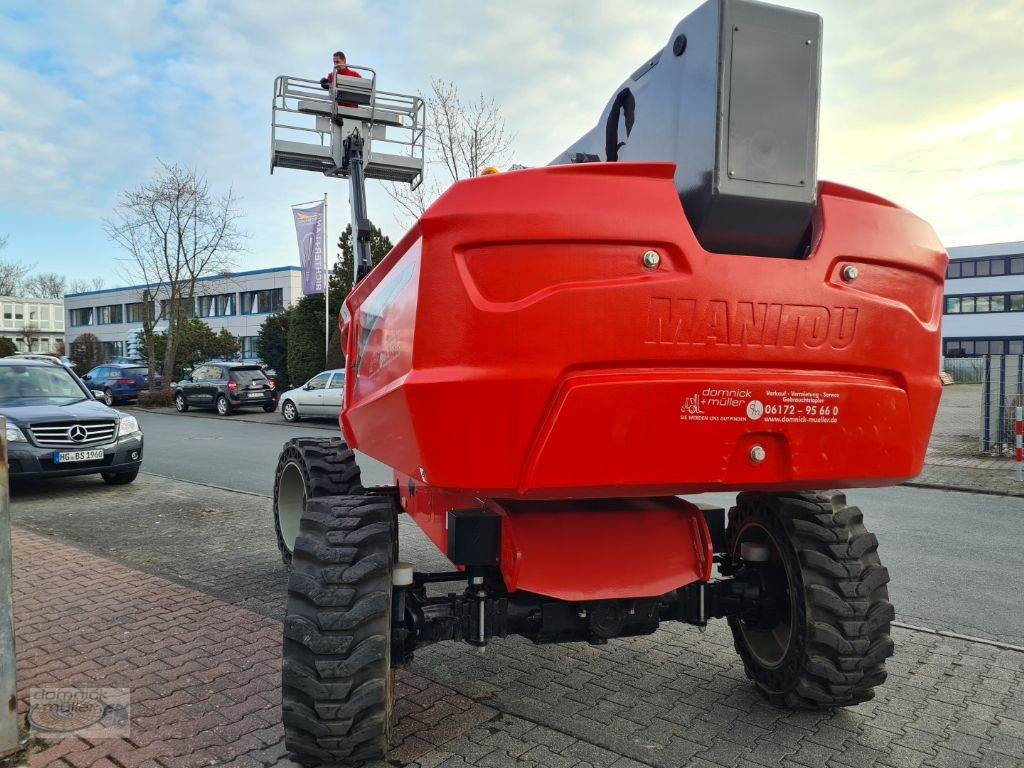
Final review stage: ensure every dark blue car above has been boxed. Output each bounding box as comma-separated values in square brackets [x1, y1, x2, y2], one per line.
[80, 363, 163, 406]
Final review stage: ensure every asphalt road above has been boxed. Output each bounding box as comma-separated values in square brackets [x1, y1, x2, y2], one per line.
[83, 409, 1024, 644]
[130, 407, 392, 492]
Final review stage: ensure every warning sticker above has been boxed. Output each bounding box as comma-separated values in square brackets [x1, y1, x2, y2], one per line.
[680, 387, 840, 425]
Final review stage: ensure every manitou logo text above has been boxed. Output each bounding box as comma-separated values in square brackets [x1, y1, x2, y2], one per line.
[646, 298, 858, 350]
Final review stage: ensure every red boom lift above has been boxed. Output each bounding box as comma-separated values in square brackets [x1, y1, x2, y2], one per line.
[269, 1, 946, 762]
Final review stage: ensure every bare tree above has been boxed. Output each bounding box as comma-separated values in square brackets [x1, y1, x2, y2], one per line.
[22, 273, 103, 298]
[105, 161, 245, 387]
[69, 277, 105, 293]
[386, 79, 514, 224]
[0, 235, 35, 296]
[22, 273, 67, 299]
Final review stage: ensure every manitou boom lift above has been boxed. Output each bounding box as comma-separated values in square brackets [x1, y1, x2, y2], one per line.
[269, 1, 946, 764]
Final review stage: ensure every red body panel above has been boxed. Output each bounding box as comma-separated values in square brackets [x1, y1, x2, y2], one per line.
[340, 162, 946, 599]
[395, 476, 713, 600]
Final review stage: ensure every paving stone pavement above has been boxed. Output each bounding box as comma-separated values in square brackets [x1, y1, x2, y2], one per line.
[11, 484, 1024, 767]
[914, 385, 1024, 497]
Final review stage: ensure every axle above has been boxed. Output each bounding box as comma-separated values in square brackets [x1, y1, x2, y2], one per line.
[391, 558, 787, 662]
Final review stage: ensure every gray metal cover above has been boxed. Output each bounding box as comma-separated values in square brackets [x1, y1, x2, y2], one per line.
[550, 0, 822, 258]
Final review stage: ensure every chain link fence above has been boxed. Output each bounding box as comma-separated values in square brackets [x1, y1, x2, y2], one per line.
[942, 356, 985, 384]
[981, 354, 1024, 457]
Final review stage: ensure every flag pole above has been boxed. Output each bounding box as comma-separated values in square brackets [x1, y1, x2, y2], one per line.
[323, 192, 329, 365]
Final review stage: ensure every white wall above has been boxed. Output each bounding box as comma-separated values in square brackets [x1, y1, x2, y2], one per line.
[64, 267, 304, 359]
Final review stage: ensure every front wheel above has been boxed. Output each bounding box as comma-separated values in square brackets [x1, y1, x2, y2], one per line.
[282, 494, 397, 763]
[174, 392, 188, 412]
[727, 491, 894, 709]
[103, 388, 115, 406]
[216, 395, 231, 416]
[273, 437, 364, 566]
[282, 400, 300, 422]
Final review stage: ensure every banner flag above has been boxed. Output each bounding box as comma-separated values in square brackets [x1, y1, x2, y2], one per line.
[292, 202, 326, 295]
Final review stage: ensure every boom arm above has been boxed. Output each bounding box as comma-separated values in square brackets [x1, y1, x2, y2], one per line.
[550, 0, 822, 259]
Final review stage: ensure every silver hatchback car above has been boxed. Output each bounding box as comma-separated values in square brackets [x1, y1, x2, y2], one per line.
[278, 369, 345, 422]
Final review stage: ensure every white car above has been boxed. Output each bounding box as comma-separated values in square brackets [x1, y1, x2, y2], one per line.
[279, 369, 345, 422]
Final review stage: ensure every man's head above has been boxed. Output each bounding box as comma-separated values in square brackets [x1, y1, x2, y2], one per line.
[333, 51, 347, 70]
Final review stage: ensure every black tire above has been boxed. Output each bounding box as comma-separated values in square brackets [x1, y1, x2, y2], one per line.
[174, 392, 188, 412]
[102, 467, 140, 485]
[263, 402, 277, 413]
[216, 394, 231, 416]
[282, 399, 300, 422]
[103, 388, 115, 406]
[727, 491, 894, 709]
[282, 494, 397, 764]
[273, 438, 364, 567]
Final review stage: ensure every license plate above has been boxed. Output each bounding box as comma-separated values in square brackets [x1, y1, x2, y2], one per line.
[247, 391, 264, 398]
[54, 449, 104, 464]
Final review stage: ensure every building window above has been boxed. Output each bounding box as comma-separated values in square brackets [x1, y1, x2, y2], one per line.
[240, 336, 258, 358]
[126, 302, 154, 324]
[240, 289, 283, 315]
[946, 254, 1023, 279]
[198, 293, 236, 318]
[944, 293, 1022, 314]
[70, 308, 93, 327]
[100, 341, 126, 360]
[160, 298, 196, 319]
[944, 337, 1024, 357]
[96, 304, 124, 324]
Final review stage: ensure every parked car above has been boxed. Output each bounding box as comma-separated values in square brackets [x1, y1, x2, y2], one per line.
[174, 361, 277, 416]
[80, 363, 163, 406]
[0, 358, 142, 484]
[278, 369, 345, 422]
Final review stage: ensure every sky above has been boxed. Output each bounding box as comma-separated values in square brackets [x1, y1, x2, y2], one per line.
[0, 0, 1022, 284]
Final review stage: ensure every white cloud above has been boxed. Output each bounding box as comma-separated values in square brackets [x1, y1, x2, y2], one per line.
[0, 0, 1021, 280]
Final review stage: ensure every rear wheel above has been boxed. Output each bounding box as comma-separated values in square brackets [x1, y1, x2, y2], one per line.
[282, 494, 397, 764]
[727, 491, 894, 709]
[273, 437, 364, 566]
[263, 402, 277, 413]
[216, 394, 231, 416]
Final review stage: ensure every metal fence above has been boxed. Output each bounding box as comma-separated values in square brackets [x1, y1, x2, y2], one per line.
[981, 354, 1024, 455]
[942, 356, 986, 384]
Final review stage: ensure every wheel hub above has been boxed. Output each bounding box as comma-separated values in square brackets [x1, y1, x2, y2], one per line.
[276, 462, 305, 554]
[733, 522, 794, 668]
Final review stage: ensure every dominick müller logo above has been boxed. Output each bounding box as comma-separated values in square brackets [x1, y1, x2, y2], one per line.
[646, 297, 858, 350]
[29, 688, 130, 739]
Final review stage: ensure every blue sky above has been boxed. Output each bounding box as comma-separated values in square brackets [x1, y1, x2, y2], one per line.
[1, 0, 1022, 285]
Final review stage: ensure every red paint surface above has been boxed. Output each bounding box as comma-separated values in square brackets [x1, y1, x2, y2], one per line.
[341, 162, 946, 599]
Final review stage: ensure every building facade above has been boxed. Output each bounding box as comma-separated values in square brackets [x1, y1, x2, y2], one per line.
[942, 241, 1024, 357]
[63, 266, 303, 361]
[0, 296, 65, 353]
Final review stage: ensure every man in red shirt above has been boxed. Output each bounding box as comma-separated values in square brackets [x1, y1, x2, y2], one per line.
[320, 51, 362, 107]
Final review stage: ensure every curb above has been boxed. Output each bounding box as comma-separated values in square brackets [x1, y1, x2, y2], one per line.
[901, 480, 1024, 499]
[125, 405, 336, 431]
